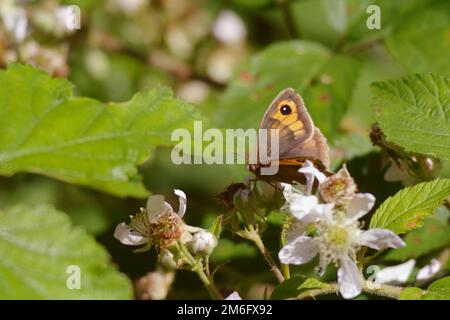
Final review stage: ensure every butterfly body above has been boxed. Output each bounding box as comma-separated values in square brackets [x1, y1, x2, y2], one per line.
[250, 88, 331, 184]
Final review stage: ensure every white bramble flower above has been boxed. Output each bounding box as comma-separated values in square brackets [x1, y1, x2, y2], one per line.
[374, 258, 442, 285]
[114, 189, 199, 250]
[279, 163, 405, 299]
[375, 259, 415, 285]
[191, 230, 217, 256]
[114, 189, 218, 266]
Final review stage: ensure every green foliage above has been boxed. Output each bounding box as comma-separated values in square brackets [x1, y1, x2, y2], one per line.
[209, 214, 223, 239]
[373, 74, 450, 160]
[267, 211, 286, 226]
[210, 239, 257, 263]
[385, 1, 450, 75]
[0, 205, 132, 299]
[400, 277, 450, 300]
[0, 64, 201, 198]
[271, 276, 329, 300]
[369, 179, 450, 234]
[384, 217, 450, 261]
[218, 40, 360, 140]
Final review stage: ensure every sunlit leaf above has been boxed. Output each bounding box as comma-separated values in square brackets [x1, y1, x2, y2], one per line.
[0, 64, 201, 198]
[370, 179, 450, 234]
[373, 74, 450, 160]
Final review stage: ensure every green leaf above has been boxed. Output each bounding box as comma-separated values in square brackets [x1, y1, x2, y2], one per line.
[218, 41, 360, 140]
[373, 73, 450, 160]
[209, 215, 223, 239]
[0, 205, 132, 299]
[369, 179, 450, 234]
[399, 287, 424, 300]
[321, 0, 347, 33]
[0, 64, 201, 198]
[298, 278, 329, 291]
[400, 277, 450, 300]
[385, 1, 450, 75]
[384, 217, 450, 261]
[271, 276, 329, 300]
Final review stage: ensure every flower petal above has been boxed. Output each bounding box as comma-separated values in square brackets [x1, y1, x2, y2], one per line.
[310, 203, 334, 222]
[285, 219, 309, 243]
[358, 228, 405, 250]
[289, 195, 319, 220]
[278, 236, 318, 265]
[338, 254, 362, 299]
[114, 223, 147, 246]
[375, 259, 415, 284]
[417, 259, 441, 282]
[346, 193, 375, 221]
[174, 189, 187, 218]
[282, 182, 306, 202]
[147, 195, 171, 222]
[225, 291, 242, 300]
[298, 160, 327, 194]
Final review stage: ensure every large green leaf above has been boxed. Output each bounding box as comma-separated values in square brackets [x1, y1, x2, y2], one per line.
[373, 74, 450, 160]
[0, 205, 132, 299]
[400, 277, 450, 300]
[369, 179, 450, 234]
[384, 217, 450, 261]
[271, 276, 329, 300]
[385, 1, 450, 75]
[217, 41, 360, 140]
[0, 64, 201, 198]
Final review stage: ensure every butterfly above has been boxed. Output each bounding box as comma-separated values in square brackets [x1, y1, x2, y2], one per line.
[247, 88, 332, 184]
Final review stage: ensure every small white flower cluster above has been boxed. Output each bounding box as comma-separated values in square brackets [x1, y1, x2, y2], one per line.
[279, 161, 406, 299]
[375, 258, 442, 285]
[114, 189, 217, 267]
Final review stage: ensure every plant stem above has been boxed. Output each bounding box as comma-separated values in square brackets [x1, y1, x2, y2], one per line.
[277, 0, 300, 38]
[362, 281, 403, 299]
[205, 256, 211, 278]
[296, 281, 404, 300]
[247, 225, 285, 283]
[280, 220, 291, 279]
[178, 242, 223, 300]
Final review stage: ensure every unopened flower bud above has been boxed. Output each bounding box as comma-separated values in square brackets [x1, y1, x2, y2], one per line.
[159, 250, 179, 270]
[191, 230, 217, 256]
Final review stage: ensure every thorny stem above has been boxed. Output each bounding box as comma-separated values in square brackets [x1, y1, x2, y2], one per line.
[246, 225, 285, 284]
[178, 242, 223, 300]
[296, 281, 404, 300]
[362, 281, 403, 299]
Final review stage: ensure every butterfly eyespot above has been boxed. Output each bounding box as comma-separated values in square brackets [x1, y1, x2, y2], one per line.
[280, 104, 292, 115]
